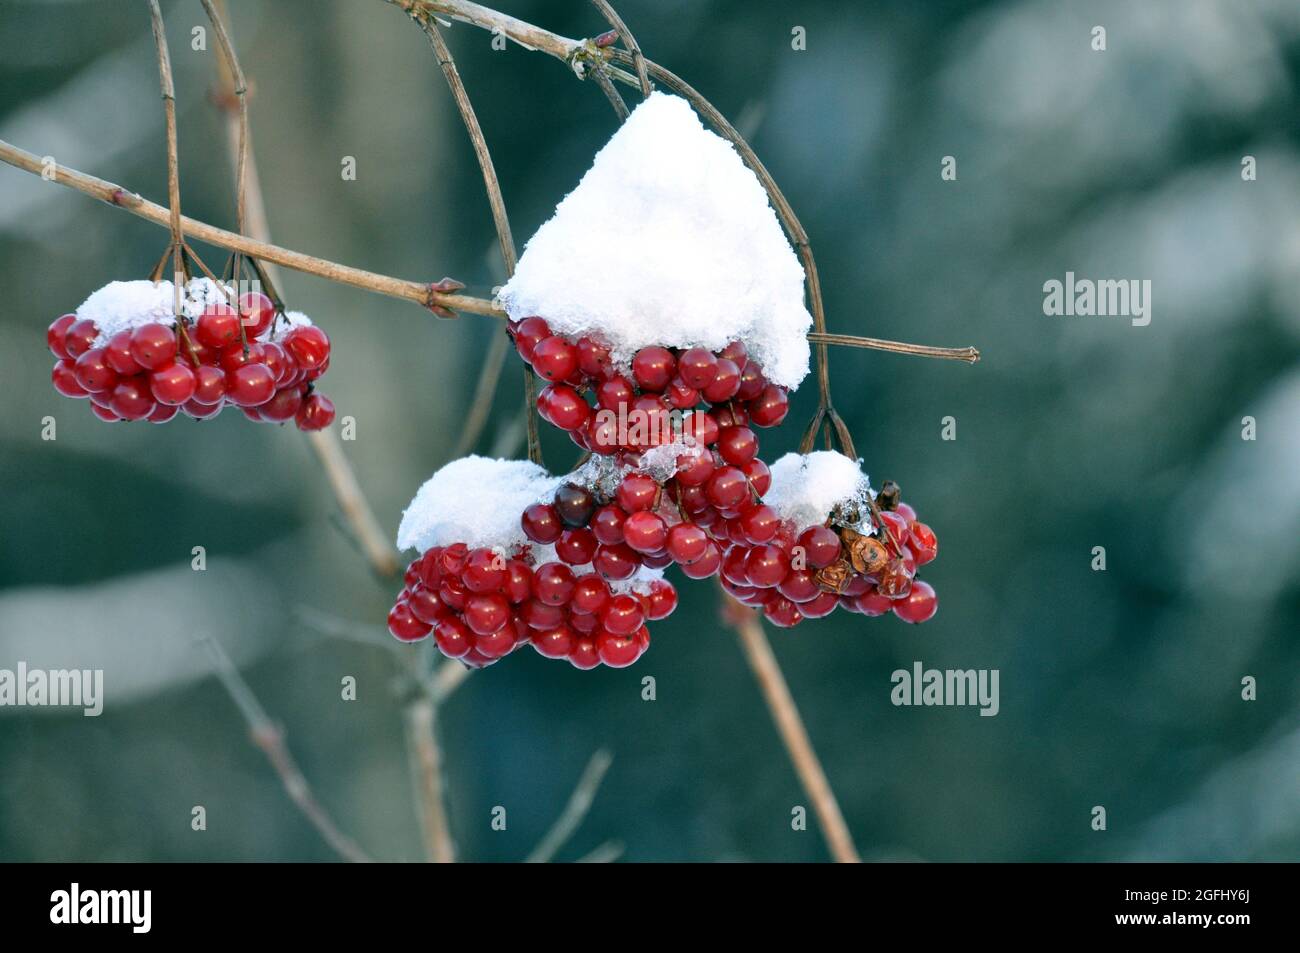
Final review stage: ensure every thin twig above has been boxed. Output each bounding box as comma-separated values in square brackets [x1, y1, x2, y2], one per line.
[525, 749, 613, 863]
[199, 0, 247, 235]
[197, 633, 373, 863]
[723, 599, 861, 863]
[451, 328, 511, 457]
[589, 0, 651, 97]
[0, 140, 977, 361]
[589, 63, 629, 120]
[576, 840, 624, 863]
[404, 696, 457, 862]
[146, 0, 185, 322]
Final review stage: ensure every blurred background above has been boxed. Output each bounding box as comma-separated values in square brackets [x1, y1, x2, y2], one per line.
[1, 0, 1297, 862]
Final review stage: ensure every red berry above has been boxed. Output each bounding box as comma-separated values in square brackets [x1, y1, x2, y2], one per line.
[182, 398, 223, 419]
[532, 625, 575, 659]
[261, 343, 292, 384]
[601, 594, 645, 636]
[892, 580, 937, 623]
[521, 503, 563, 543]
[73, 348, 118, 393]
[622, 511, 667, 554]
[645, 580, 678, 620]
[258, 387, 304, 423]
[576, 337, 611, 377]
[503, 560, 534, 603]
[408, 584, 446, 625]
[909, 522, 938, 565]
[109, 376, 156, 420]
[47, 314, 77, 359]
[63, 319, 100, 359]
[763, 597, 804, 628]
[748, 385, 789, 427]
[533, 562, 577, 605]
[196, 305, 242, 349]
[701, 359, 741, 403]
[538, 383, 590, 431]
[736, 361, 766, 401]
[433, 616, 472, 656]
[896, 502, 918, 523]
[680, 541, 722, 579]
[295, 393, 335, 431]
[777, 568, 821, 603]
[682, 410, 719, 448]
[553, 483, 596, 528]
[616, 474, 659, 513]
[128, 323, 177, 370]
[717, 426, 758, 466]
[283, 325, 330, 370]
[741, 458, 771, 496]
[665, 377, 700, 409]
[738, 504, 780, 545]
[226, 363, 276, 407]
[596, 629, 642, 668]
[89, 403, 121, 421]
[571, 574, 611, 614]
[556, 527, 598, 565]
[521, 599, 565, 630]
[722, 545, 752, 585]
[465, 593, 510, 635]
[531, 336, 578, 382]
[463, 548, 507, 592]
[666, 522, 709, 564]
[848, 588, 892, 616]
[596, 375, 635, 412]
[745, 545, 791, 588]
[591, 504, 627, 545]
[797, 526, 842, 568]
[511, 317, 550, 362]
[149, 361, 197, 405]
[52, 361, 88, 398]
[104, 331, 145, 375]
[569, 637, 601, 670]
[801, 591, 840, 619]
[631, 346, 675, 392]
[389, 602, 432, 642]
[677, 347, 718, 389]
[706, 466, 750, 509]
[237, 292, 275, 338]
[719, 341, 748, 365]
[594, 543, 639, 580]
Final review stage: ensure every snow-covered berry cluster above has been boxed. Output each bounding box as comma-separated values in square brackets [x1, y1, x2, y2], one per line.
[46, 279, 335, 429]
[389, 457, 676, 669]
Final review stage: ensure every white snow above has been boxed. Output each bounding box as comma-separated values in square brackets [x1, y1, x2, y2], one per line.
[77, 278, 234, 342]
[396, 455, 562, 553]
[499, 92, 812, 390]
[764, 451, 872, 529]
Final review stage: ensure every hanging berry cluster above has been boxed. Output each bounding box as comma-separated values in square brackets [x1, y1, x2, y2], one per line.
[47, 271, 336, 430]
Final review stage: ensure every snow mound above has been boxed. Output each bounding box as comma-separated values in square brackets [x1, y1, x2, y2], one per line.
[765, 451, 872, 529]
[77, 278, 232, 342]
[396, 456, 562, 553]
[499, 92, 812, 390]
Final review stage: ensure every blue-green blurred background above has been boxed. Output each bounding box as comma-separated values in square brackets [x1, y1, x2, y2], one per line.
[1, 0, 1297, 862]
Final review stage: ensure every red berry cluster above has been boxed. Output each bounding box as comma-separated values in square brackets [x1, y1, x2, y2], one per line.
[387, 493, 678, 670]
[512, 317, 791, 455]
[719, 490, 940, 628]
[47, 293, 335, 429]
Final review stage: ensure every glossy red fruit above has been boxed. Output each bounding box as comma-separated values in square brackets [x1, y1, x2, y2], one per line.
[576, 337, 611, 377]
[645, 580, 678, 620]
[102, 331, 145, 375]
[622, 511, 667, 554]
[717, 426, 758, 466]
[594, 543, 639, 580]
[218, 342, 265, 375]
[591, 505, 627, 546]
[63, 319, 100, 359]
[569, 637, 601, 670]
[196, 305, 242, 349]
[532, 625, 575, 659]
[877, 510, 910, 548]
[511, 316, 550, 362]
[601, 594, 645, 636]
[596, 375, 634, 412]
[258, 387, 303, 422]
[389, 602, 432, 642]
[736, 361, 767, 401]
[892, 580, 937, 623]
[533, 562, 577, 606]
[745, 545, 791, 588]
[73, 348, 118, 393]
[801, 590, 840, 619]
[796, 526, 842, 568]
[295, 393, 335, 431]
[556, 527, 598, 565]
[226, 363, 276, 406]
[682, 409, 719, 448]
[433, 616, 473, 657]
[148, 403, 179, 423]
[571, 574, 611, 614]
[521, 503, 563, 543]
[521, 598, 565, 630]
[677, 347, 719, 389]
[596, 629, 642, 668]
[741, 458, 771, 496]
[503, 560, 534, 603]
[464, 593, 510, 635]
[777, 568, 820, 603]
[763, 597, 803, 628]
[109, 376, 156, 420]
[665, 377, 700, 409]
[191, 364, 226, 404]
[738, 504, 780, 545]
[407, 584, 446, 625]
[616, 474, 658, 513]
[47, 314, 77, 359]
[666, 522, 709, 564]
[553, 484, 596, 529]
[128, 323, 177, 370]
[722, 545, 751, 585]
[89, 403, 121, 421]
[748, 384, 789, 427]
[283, 325, 330, 370]
[148, 361, 197, 405]
[261, 343, 291, 384]
[237, 292, 275, 338]
[706, 466, 750, 509]
[909, 522, 938, 565]
[629, 346, 674, 392]
[538, 383, 590, 431]
[52, 361, 88, 398]
[680, 541, 722, 579]
[462, 548, 507, 592]
[531, 336, 578, 383]
[701, 358, 741, 403]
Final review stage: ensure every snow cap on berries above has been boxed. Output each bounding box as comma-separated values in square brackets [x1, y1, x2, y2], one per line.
[77, 278, 233, 343]
[499, 92, 812, 390]
[397, 455, 563, 553]
[765, 451, 872, 529]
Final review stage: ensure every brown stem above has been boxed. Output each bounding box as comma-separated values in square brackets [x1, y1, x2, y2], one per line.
[589, 0, 650, 97]
[724, 597, 861, 863]
[200, 0, 248, 236]
[146, 0, 186, 322]
[404, 696, 456, 862]
[525, 749, 613, 863]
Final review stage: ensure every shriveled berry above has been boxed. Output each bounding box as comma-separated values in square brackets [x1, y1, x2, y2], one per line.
[909, 522, 938, 565]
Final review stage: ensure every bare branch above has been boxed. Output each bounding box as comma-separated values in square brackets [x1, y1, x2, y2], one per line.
[589, 0, 651, 97]
[404, 696, 457, 862]
[526, 749, 613, 863]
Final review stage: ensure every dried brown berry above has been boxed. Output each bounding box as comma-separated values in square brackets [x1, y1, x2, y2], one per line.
[814, 558, 852, 594]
